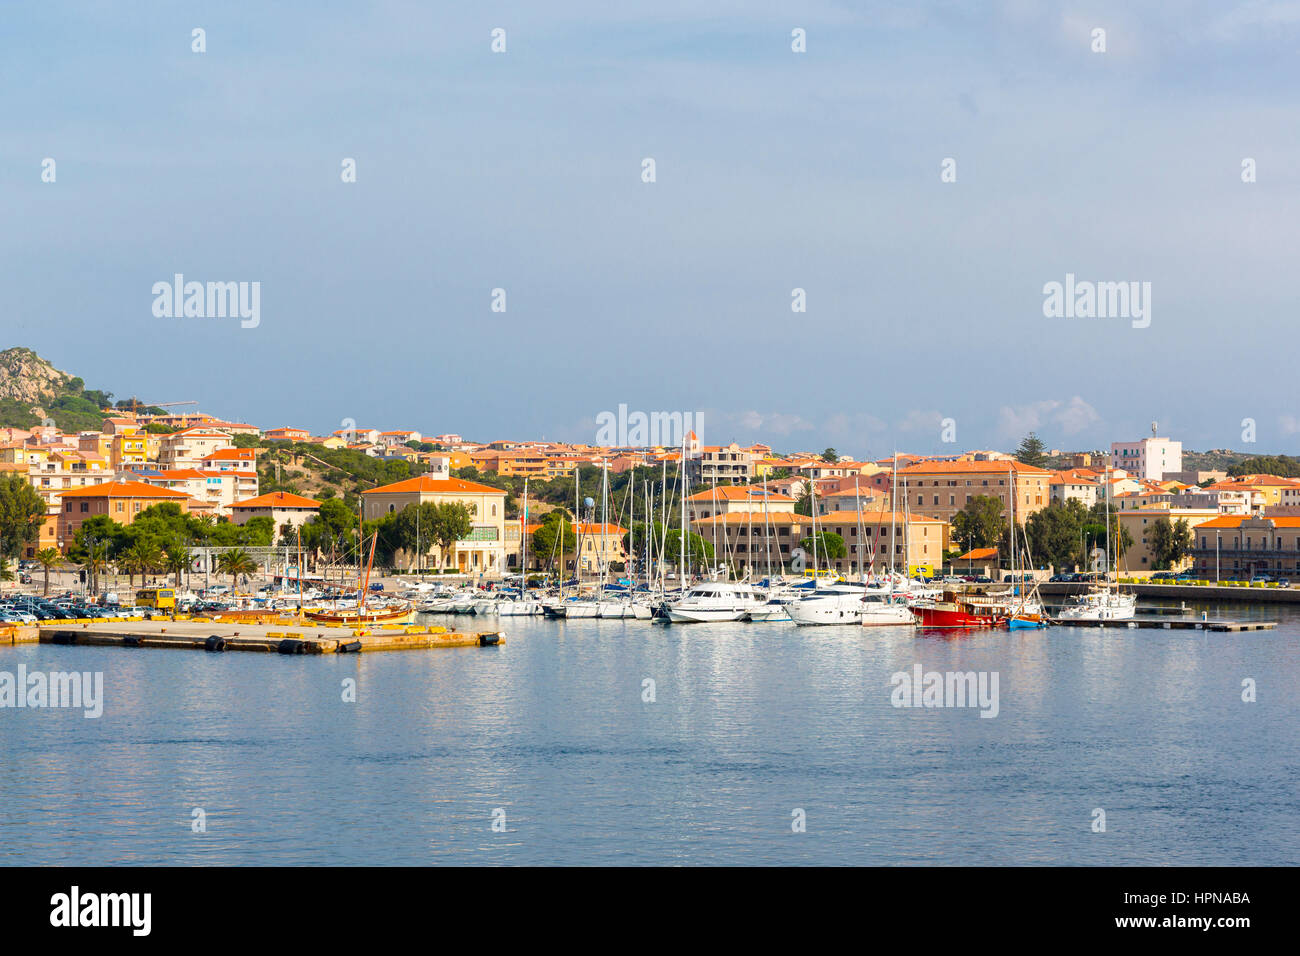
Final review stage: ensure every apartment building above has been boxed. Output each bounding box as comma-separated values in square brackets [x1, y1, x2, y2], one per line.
[691, 510, 947, 577]
[895, 460, 1053, 525]
[689, 442, 757, 483]
[157, 428, 233, 468]
[230, 491, 322, 531]
[1111, 436, 1182, 481]
[53, 480, 192, 552]
[685, 485, 796, 522]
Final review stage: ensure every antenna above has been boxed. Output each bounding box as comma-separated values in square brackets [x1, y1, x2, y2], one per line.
[1151, 421, 1158, 438]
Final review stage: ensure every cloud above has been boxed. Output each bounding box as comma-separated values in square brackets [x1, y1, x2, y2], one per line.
[997, 396, 1101, 441]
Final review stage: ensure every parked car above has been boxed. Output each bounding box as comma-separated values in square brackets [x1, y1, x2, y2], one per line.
[1249, 575, 1272, 584]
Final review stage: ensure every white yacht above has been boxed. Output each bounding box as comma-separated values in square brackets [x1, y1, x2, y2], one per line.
[666, 582, 766, 623]
[1056, 589, 1137, 621]
[788, 585, 870, 626]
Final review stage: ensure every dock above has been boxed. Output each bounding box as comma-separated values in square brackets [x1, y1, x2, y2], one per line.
[1053, 617, 1276, 631]
[13, 620, 504, 654]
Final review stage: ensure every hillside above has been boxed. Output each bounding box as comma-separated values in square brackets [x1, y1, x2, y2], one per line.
[0, 346, 115, 433]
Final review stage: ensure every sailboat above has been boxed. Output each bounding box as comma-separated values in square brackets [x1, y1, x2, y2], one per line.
[1056, 463, 1136, 621]
[305, 529, 414, 625]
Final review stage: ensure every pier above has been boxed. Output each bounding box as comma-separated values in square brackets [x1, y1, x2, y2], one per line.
[5, 620, 504, 654]
[1052, 617, 1276, 631]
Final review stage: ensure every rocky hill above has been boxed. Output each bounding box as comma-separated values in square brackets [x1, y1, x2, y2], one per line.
[0, 346, 111, 432]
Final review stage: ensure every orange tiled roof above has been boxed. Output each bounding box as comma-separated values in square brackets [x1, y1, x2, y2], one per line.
[232, 491, 321, 509]
[363, 476, 506, 496]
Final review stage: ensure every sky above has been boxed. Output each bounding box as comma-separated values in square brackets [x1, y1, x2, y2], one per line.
[3, 1, 1299, 458]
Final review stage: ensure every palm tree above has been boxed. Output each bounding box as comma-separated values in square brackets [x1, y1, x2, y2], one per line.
[82, 542, 109, 596]
[124, 541, 163, 588]
[217, 549, 258, 595]
[164, 543, 191, 588]
[33, 547, 61, 596]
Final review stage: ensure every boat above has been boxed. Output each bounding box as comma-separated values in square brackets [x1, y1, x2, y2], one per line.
[912, 587, 1013, 629]
[1055, 589, 1137, 621]
[1054, 462, 1136, 622]
[306, 522, 412, 625]
[303, 605, 414, 626]
[859, 591, 916, 626]
[666, 582, 766, 623]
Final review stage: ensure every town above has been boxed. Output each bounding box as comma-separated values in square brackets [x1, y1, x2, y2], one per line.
[3, 381, 1298, 597]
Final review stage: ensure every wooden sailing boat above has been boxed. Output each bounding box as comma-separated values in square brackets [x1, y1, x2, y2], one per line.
[304, 527, 413, 626]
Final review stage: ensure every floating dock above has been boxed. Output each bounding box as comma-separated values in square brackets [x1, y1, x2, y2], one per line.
[23, 620, 504, 654]
[1053, 617, 1276, 631]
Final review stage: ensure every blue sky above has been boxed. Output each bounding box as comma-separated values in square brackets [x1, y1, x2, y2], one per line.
[4, 1, 1299, 457]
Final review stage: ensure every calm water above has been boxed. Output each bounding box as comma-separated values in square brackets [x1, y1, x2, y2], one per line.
[2, 600, 1297, 866]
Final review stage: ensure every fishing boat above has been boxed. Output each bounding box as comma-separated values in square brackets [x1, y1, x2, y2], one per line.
[912, 587, 1014, 629]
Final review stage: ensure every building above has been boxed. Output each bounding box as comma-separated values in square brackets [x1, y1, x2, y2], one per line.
[1202, 475, 1300, 513]
[691, 510, 947, 578]
[1110, 436, 1182, 481]
[686, 485, 796, 522]
[361, 475, 508, 576]
[1116, 507, 1219, 572]
[264, 426, 312, 443]
[689, 442, 757, 483]
[895, 460, 1053, 525]
[230, 491, 321, 532]
[1188, 514, 1300, 580]
[157, 428, 233, 468]
[470, 449, 549, 477]
[1049, 470, 1101, 509]
[52, 480, 192, 552]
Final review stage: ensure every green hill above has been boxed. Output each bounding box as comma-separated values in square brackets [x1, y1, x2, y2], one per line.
[0, 346, 130, 433]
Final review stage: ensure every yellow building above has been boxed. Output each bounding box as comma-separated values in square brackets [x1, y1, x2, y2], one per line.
[361, 475, 508, 575]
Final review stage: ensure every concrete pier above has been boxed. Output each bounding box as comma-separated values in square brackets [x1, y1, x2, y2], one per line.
[29, 620, 504, 654]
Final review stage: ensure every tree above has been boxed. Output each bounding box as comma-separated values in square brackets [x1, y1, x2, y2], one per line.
[1015, 433, 1049, 468]
[428, 502, 473, 571]
[33, 547, 61, 596]
[663, 530, 715, 573]
[1150, 517, 1193, 570]
[1024, 499, 1088, 570]
[534, 512, 577, 573]
[822, 448, 839, 463]
[165, 543, 191, 587]
[394, 502, 442, 570]
[217, 549, 258, 593]
[800, 531, 847, 561]
[952, 495, 1006, 551]
[0, 475, 47, 559]
[794, 488, 814, 516]
[123, 539, 163, 587]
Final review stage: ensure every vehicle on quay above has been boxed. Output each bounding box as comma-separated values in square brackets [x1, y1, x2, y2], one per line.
[134, 586, 177, 611]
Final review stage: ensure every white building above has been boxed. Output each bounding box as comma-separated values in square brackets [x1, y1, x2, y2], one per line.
[1111, 436, 1181, 481]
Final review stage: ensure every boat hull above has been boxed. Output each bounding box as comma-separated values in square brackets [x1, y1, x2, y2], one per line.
[912, 604, 1005, 629]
